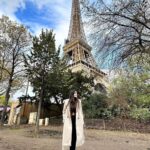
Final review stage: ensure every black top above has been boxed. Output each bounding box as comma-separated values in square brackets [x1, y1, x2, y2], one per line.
[70, 107, 76, 115]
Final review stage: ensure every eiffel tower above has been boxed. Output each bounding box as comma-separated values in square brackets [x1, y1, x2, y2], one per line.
[63, 0, 107, 91]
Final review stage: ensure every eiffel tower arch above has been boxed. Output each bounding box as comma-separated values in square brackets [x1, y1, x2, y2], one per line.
[63, 0, 108, 93]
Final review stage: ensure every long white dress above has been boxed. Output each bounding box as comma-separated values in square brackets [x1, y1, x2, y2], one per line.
[62, 99, 85, 150]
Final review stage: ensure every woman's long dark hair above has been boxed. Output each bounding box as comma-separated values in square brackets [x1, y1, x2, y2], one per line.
[69, 90, 79, 114]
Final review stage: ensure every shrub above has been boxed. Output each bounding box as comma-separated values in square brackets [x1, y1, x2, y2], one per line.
[82, 93, 112, 119]
[129, 107, 150, 122]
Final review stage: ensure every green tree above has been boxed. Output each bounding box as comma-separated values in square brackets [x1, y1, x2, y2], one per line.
[0, 96, 6, 105]
[109, 56, 150, 120]
[24, 29, 58, 135]
[83, 93, 109, 119]
[0, 95, 12, 106]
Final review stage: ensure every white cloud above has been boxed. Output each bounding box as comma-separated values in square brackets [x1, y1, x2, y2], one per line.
[12, 84, 35, 101]
[54, 20, 69, 52]
[0, 0, 25, 21]
[0, 0, 71, 47]
[28, 0, 71, 53]
[30, 0, 68, 10]
[34, 0, 71, 49]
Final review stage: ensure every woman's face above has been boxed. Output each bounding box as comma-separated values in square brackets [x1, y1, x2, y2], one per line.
[74, 91, 78, 98]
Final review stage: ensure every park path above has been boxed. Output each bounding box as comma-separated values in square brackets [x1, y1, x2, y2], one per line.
[0, 125, 150, 150]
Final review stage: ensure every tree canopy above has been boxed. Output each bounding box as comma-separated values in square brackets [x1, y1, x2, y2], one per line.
[81, 0, 150, 67]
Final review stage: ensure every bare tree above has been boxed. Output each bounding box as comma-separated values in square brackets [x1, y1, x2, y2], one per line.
[81, 0, 150, 68]
[0, 16, 31, 125]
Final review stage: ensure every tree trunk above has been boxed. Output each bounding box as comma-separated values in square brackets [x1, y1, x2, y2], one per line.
[0, 50, 15, 126]
[35, 73, 44, 137]
[0, 78, 12, 126]
[54, 96, 62, 111]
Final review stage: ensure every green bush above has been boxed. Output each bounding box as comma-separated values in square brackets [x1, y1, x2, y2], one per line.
[109, 105, 121, 117]
[82, 93, 112, 119]
[108, 105, 130, 119]
[101, 109, 112, 119]
[129, 107, 150, 122]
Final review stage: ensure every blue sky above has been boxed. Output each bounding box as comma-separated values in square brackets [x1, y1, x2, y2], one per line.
[0, 0, 112, 100]
[0, 0, 111, 48]
[0, 0, 72, 48]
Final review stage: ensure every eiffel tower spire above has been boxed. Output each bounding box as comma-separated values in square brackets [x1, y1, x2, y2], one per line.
[68, 0, 87, 42]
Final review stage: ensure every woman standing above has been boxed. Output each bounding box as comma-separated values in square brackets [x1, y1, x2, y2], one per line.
[62, 90, 85, 150]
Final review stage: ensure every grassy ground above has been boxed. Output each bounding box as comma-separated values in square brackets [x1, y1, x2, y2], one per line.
[0, 125, 150, 150]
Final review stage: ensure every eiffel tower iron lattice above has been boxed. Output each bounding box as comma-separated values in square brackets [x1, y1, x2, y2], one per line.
[63, 0, 108, 90]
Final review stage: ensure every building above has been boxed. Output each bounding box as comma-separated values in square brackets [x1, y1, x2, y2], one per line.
[8, 100, 62, 125]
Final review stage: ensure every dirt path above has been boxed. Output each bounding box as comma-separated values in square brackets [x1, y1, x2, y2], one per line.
[0, 125, 150, 150]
